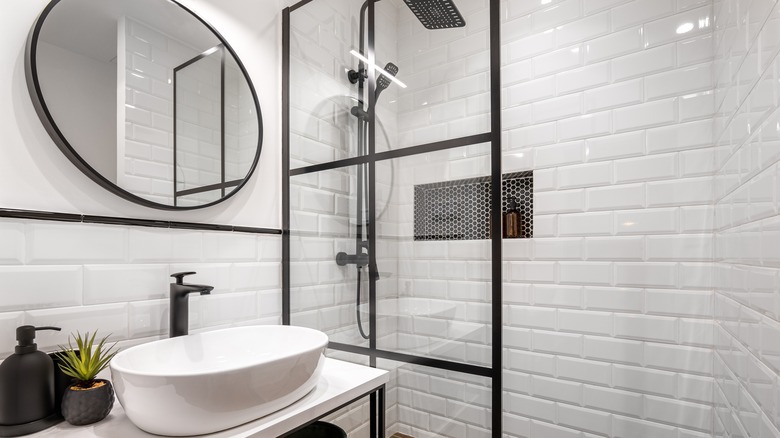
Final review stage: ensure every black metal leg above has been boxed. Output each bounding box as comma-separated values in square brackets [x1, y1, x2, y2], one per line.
[378, 385, 385, 438]
[370, 392, 377, 438]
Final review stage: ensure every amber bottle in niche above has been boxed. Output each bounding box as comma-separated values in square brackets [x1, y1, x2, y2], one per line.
[503, 197, 522, 238]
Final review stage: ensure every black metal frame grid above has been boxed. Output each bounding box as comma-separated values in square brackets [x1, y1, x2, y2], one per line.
[282, 0, 502, 435]
[24, 0, 264, 211]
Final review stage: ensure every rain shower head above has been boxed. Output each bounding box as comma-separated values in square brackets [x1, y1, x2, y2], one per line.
[375, 62, 398, 100]
[403, 0, 466, 30]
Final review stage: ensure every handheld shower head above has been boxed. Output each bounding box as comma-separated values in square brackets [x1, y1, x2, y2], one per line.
[375, 62, 398, 100]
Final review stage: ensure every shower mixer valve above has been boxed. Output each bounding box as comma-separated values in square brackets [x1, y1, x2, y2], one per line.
[335, 251, 369, 267]
[347, 67, 366, 85]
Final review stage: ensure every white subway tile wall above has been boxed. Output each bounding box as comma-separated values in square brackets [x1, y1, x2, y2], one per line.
[289, 0, 725, 436]
[11, 0, 778, 435]
[121, 18, 198, 206]
[0, 219, 281, 357]
[502, 0, 718, 437]
[121, 18, 257, 207]
[712, 0, 780, 436]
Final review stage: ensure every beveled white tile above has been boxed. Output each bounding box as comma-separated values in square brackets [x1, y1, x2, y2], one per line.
[679, 90, 716, 121]
[644, 6, 713, 48]
[559, 261, 613, 285]
[26, 304, 129, 351]
[258, 289, 282, 318]
[615, 262, 678, 287]
[27, 223, 127, 264]
[257, 235, 282, 262]
[645, 63, 714, 100]
[128, 299, 167, 338]
[534, 238, 584, 260]
[558, 161, 613, 189]
[646, 289, 713, 317]
[558, 212, 614, 236]
[587, 183, 646, 211]
[585, 236, 645, 260]
[508, 121, 558, 148]
[612, 43, 676, 81]
[583, 286, 644, 312]
[200, 291, 258, 327]
[556, 12, 611, 46]
[678, 34, 715, 66]
[647, 234, 713, 260]
[0, 266, 82, 312]
[533, 45, 583, 77]
[615, 208, 679, 234]
[534, 141, 586, 168]
[585, 131, 645, 162]
[532, 93, 582, 123]
[0, 220, 24, 264]
[614, 98, 678, 132]
[557, 61, 611, 95]
[83, 264, 168, 304]
[612, 0, 675, 30]
[203, 232, 258, 262]
[614, 153, 678, 183]
[585, 27, 643, 63]
[646, 119, 713, 153]
[506, 30, 556, 62]
[647, 177, 713, 206]
[536, 190, 586, 214]
[532, 0, 582, 31]
[681, 205, 715, 232]
[558, 111, 612, 141]
[585, 79, 643, 112]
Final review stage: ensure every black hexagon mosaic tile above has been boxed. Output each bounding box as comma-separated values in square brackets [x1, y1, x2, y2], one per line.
[414, 171, 533, 241]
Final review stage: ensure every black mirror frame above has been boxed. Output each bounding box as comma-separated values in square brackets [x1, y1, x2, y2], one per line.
[24, 0, 264, 211]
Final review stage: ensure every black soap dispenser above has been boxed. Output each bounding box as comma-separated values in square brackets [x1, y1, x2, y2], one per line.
[0, 325, 62, 437]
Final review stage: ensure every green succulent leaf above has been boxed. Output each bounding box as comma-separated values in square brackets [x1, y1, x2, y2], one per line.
[55, 330, 119, 383]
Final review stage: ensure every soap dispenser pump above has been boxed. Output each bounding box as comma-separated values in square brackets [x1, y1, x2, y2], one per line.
[0, 325, 62, 436]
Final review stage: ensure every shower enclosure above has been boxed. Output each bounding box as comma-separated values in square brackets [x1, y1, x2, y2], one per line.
[286, 0, 727, 436]
[283, 0, 501, 436]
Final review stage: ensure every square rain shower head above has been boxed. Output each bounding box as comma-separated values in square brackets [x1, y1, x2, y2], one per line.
[402, 0, 466, 30]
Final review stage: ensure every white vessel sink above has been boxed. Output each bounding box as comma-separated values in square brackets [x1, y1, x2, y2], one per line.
[109, 325, 329, 436]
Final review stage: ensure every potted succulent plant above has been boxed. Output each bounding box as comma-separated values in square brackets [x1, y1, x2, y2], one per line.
[55, 331, 119, 425]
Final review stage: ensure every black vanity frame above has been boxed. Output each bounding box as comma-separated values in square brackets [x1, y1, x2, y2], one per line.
[281, 0, 502, 435]
[24, 0, 264, 211]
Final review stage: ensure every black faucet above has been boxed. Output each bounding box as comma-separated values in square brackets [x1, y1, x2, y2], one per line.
[169, 272, 213, 338]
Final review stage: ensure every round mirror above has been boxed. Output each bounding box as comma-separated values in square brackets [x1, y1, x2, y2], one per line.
[25, 0, 263, 210]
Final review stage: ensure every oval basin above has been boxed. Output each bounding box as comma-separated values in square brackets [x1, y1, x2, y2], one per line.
[110, 325, 328, 436]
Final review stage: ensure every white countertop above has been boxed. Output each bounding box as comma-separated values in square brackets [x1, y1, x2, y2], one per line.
[31, 358, 388, 438]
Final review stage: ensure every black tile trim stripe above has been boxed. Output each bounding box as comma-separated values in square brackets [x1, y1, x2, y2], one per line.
[0, 208, 282, 235]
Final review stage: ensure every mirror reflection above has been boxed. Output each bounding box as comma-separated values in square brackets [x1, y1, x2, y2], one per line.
[29, 0, 262, 208]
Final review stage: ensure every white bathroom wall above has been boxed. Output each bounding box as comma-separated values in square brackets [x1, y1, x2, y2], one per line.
[0, 0, 282, 228]
[712, 0, 780, 436]
[499, 0, 717, 437]
[289, 0, 723, 437]
[0, 0, 286, 357]
[0, 218, 281, 358]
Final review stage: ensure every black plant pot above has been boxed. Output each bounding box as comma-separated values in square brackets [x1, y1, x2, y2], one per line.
[60, 379, 114, 426]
